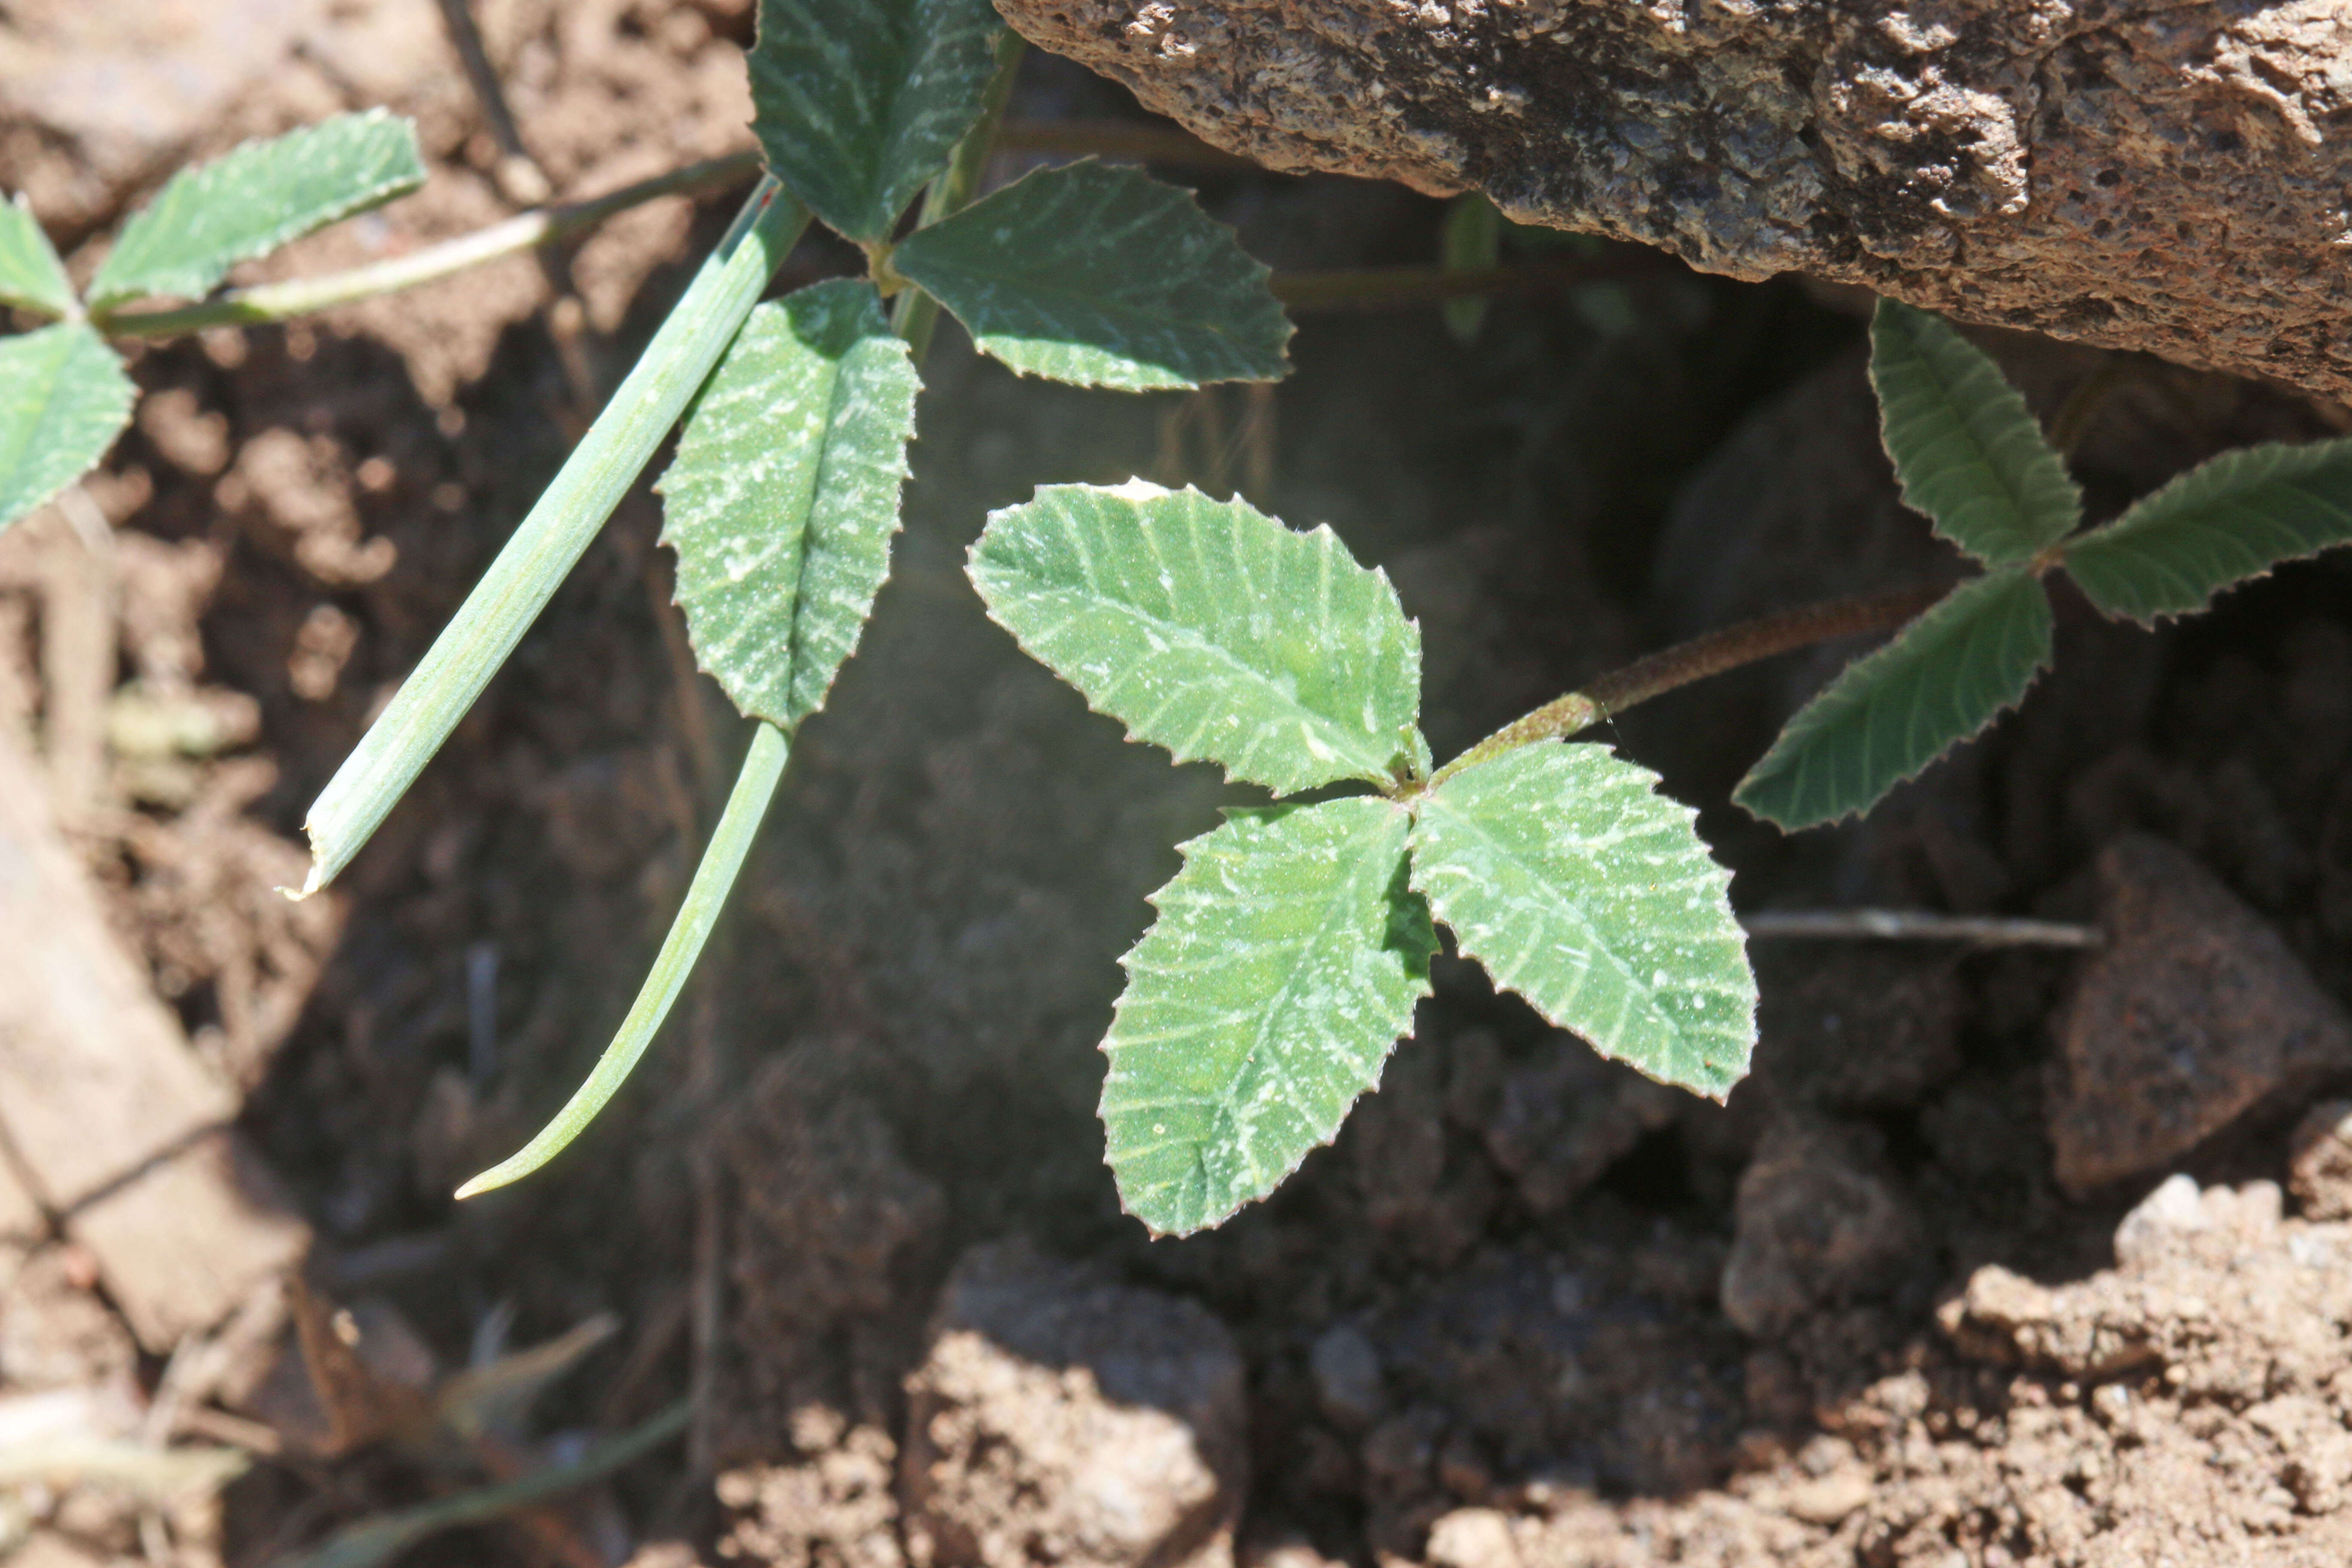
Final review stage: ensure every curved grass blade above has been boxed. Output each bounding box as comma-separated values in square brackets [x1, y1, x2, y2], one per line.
[656, 280, 919, 727]
[1410, 742, 1753, 1099]
[0, 324, 135, 534]
[297, 180, 810, 898]
[892, 160, 1292, 389]
[0, 195, 74, 318]
[89, 110, 425, 309]
[1733, 567, 2051, 831]
[1871, 298, 2080, 564]
[749, 0, 1003, 243]
[456, 723, 789, 1198]
[1102, 797, 1431, 1236]
[968, 482, 1425, 794]
[2062, 438, 2352, 624]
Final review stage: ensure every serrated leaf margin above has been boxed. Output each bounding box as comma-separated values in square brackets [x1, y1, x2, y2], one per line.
[1732, 567, 2053, 831]
[1870, 299, 2081, 565]
[1100, 796, 1431, 1237]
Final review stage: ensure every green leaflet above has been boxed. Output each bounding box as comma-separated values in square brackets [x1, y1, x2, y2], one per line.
[88, 110, 425, 309]
[0, 196, 73, 317]
[1733, 567, 2052, 831]
[2063, 438, 2352, 624]
[1871, 299, 2080, 565]
[1102, 797, 1432, 1236]
[1410, 744, 1753, 1099]
[967, 482, 1427, 795]
[891, 160, 1292, 389]
[656, 280, 919, 729]
[0, 324, 136, 533]
[749, 0, 1003, 243]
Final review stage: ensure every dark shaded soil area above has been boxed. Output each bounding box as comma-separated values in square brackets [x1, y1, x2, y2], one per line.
[8, 5, 2352, 1568]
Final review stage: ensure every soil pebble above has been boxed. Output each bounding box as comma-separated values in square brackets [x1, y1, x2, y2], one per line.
[2290, 1099, 2352, 1220]
[900, 1240, 1246, 1568]
[2049, 834, 2352, 1194]
[1718, 1116, 1926, 1339]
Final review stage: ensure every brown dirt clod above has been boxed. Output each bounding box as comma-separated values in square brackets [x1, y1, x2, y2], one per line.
[2049, 833, 2352, 1196]
[900, 1241, 1248, 1568]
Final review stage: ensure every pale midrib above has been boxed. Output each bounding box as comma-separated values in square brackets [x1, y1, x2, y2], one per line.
[772, 346, 870, 728]
[1191, 814, 1404, 1191]
[1422, 796, 1686, 1055]
[1009, 572, 1397, 781]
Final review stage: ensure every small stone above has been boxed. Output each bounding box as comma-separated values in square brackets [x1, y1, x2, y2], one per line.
[901, 1241, 1245, 1568]
[2049, 836, 2352, 1195]
[1720, 1118, 1924, 1339]
[2289, 1099, 2352, 1219]
[1775, 1469, 1874, 1526]
[1308, 1323, 1385, 1430]
[2113, 1175, 2282, 1271]
[1424, 1508, 1522, 1568]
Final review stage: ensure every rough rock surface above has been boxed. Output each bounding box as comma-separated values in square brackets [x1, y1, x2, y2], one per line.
[900, 1242, 1247, 1568]
[2049, 833, 2352, 1194]
[996, 0, 2352, 402]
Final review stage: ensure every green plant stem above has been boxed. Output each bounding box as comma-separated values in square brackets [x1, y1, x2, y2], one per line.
[453, 725, 789, 1197]
[95, 153, 764, 338]
[459, 43, 1026, 1201]
[892, 29, 1026, 359]
[296, 176, 808, 897]
[1429, 582, 1947, 787]
[270, 1400, 689, 1568]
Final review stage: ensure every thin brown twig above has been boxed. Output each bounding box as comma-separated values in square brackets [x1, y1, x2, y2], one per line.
[1430, 583, 1948, 786]
[434, 0, 551, 205]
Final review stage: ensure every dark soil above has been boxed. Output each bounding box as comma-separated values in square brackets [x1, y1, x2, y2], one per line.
[8, 4, 2352, 1567]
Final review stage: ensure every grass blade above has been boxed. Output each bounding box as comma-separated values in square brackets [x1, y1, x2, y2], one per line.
[269, 1400, 688, 1568]
[455, 723, 790, 1197]
[297, 179, 810, 897]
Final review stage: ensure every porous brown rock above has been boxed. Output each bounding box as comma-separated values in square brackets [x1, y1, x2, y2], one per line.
[995, 0, 2352, 403]
[900, 1241, 1247, 1568]
[2048, 834, 2352, 1195]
